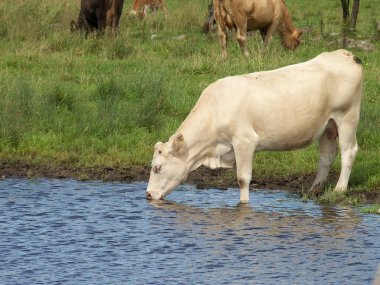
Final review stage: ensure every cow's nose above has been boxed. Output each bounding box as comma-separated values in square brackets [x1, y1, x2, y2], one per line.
[146, 192, 152, 200]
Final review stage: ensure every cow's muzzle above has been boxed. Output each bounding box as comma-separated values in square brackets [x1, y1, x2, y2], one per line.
[146, 191, 164, 201]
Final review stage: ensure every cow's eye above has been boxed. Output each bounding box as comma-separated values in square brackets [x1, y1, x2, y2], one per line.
[158, 150, 162, 154]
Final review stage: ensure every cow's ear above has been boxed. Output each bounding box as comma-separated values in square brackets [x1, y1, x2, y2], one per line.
[296, 30, 303, 39]
[171, 133, 185, 153]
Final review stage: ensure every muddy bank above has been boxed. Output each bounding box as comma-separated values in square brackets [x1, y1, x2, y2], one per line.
[1, 161, 379, 204]
[0, 161, 312, 190]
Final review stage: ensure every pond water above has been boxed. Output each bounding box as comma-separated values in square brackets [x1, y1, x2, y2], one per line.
[0, 179, 379, 285]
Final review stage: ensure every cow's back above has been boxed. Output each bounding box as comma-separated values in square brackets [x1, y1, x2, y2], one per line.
[215, 0, 283, 30]
[196, 50, 363, 151]
[310, 50, 363, 112]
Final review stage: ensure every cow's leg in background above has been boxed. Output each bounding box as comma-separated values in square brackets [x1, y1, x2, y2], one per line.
[113, 1, 124, 34]
[334, 118, 359, 192]
[216, 23, 228, 58]
[106, 10, 114, 32]
[111, 17, 118, 35]
[96, 9, 106, 33]
[262, 22, 277, 47]
[213, 0, 229, 57]
[81, 17, 93, 37]
[108, 11, 119, 35]
[232, 137, 257, 203]
[309, 120, 338, 195]
[259, 28, 267, 42]
[235, 19, 249, 57]
[160, 1, 169, 18]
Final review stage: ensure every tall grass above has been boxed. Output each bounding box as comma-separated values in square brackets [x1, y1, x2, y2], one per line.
[0, 0, 379, 191]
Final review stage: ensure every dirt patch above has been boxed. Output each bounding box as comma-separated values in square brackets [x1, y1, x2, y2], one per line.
[1, 161, 379, 204]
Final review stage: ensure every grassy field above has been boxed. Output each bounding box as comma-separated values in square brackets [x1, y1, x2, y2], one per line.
[0, 0, 379, 199]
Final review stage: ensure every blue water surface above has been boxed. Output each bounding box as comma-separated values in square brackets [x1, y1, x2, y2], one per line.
[0, 178, 379, 285]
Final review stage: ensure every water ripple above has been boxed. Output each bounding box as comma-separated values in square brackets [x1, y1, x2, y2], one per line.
[0, 179, 379, 285]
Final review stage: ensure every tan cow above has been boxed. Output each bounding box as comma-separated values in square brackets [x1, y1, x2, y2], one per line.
[146, 50, 363, 203]
[213, 0, 303, 57]
[130, 0, 168, 19]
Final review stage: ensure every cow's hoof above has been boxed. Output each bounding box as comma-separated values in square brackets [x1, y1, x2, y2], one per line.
[333, 187, 347, 193]
[308, 187, 324, 198]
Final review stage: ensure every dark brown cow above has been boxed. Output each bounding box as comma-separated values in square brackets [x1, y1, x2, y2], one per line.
[70, 0, 125, 35]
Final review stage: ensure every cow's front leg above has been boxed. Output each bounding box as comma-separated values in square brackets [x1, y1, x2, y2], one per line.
[259, 28, 267, 42]
[111, 16, 120, 36]
[232, 139, 256, 203]
[263, 22, 277, 47]
[161, 2, 169, 18]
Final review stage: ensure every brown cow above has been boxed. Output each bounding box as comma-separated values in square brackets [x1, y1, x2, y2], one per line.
[213, 0, 303, 57]
[130, 0, 168, 19]
[70, 0, 125, 35]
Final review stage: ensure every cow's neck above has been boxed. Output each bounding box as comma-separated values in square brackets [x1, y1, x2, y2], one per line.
[176, 108, 233, 173]
[187, 137, 216, 172]
[279, 6, 297, 48]
[176, 109, 216, 172]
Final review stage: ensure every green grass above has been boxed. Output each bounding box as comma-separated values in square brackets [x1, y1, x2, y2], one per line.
[359, 205, 380, 215]
[0, 0, 379, 197]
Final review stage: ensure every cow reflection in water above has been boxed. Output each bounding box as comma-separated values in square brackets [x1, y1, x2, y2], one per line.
[148, 199, 361, 241]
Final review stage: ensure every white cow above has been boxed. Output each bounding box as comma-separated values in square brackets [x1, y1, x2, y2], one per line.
[146, 49, 363, 202]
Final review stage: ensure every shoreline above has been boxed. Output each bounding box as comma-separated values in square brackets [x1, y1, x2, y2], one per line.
[1, 161, 379, 204]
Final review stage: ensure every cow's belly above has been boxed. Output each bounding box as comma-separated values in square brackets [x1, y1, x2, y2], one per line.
[255, 131, 315, 152]
[253, 117, 327, 152]
[247, 18, 271, 30]
[247, 4, 274, 30]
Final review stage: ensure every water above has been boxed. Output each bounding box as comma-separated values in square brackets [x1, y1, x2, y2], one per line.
[0, 179, 379, 285]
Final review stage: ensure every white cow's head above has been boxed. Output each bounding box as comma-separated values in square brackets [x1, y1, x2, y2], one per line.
[146, 133, 189, 200]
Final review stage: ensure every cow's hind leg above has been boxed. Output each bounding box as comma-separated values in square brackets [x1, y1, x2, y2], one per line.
[232, 137, 257, 203]
[309, 120, 338, 195]
[335, 121, 359, 192]
[234, 18, 249, 57]
[216, 23, 228, 58]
